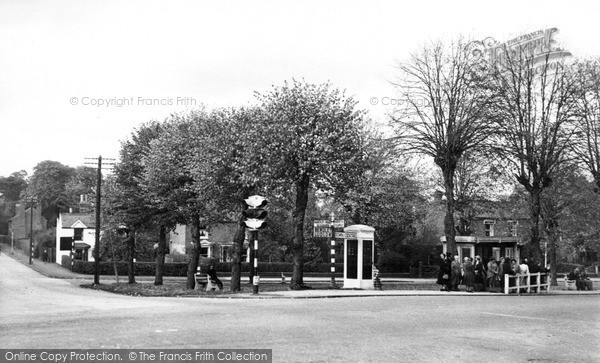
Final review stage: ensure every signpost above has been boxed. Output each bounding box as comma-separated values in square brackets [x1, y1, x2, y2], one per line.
[314, 216, 344, 288]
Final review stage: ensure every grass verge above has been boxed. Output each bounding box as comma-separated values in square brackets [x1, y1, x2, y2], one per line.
[81, 280, 441, 297]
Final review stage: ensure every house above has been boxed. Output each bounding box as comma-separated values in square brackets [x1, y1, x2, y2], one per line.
[55, 212, 96, 263]
[8, 202, 47, 247]
[169, 222, 244, 262]
[440, 214, 527, 262]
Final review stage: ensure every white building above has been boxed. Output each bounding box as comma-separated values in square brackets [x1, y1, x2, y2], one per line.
[55, 213, 96, 264]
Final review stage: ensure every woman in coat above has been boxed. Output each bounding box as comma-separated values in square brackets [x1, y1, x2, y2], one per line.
[462, 257, 476, 293]
[436, 253, 451, 291]
[473, 255, 485, 291]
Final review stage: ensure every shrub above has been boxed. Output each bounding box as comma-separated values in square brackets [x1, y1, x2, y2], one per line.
[377, 251, 409, 273]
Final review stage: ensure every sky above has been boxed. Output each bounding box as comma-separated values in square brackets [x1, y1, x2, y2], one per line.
[1, 0, 599, 177]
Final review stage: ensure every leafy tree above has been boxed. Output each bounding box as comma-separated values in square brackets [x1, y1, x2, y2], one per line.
[391, 39, 495, 256]
[490, 50, 579, 263]
[64, 166, 97, 212]
[143, 110, 218, 289]
[572, 58, 600, 192]
[0, 171, 28, 234]
[191, 106, 269, 291]
[25, 161, 76, 227]
[0, 170, 28, 201]
[109, 121, 166, 285]
[256, 80, 366, 289]
[541, 163, 600, 283]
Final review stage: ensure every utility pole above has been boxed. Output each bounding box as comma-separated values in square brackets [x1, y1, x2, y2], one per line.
[85, 156, 115, 285]
[25, 196, 37, 265]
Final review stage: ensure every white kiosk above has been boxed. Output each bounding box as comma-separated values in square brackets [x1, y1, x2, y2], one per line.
[343, 224, 375, 289]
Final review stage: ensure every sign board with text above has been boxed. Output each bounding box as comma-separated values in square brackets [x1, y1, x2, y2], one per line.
[335, 232, 357, 239]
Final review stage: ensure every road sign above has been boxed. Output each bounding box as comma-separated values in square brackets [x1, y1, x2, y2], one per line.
[313, 227, 330, 238]
[314, 219, 345, 228]
[335, 231, 357, 239]
[332, 220, 345, 228]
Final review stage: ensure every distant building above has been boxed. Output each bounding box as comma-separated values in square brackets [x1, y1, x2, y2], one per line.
[55, 212, 96, 263]
[8, 202, 47, 242]
[441, 214, 527, 262]
[169, 222, 244, 262]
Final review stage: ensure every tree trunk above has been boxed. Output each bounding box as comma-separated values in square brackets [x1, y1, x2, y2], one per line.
[548, 230, 558, 286]
[528, 190, 543, 263]
[127, 231, 135, 284]
[186, 217, 201, 290]
[291, 173, 310, 289]
[230, 213, 247, 292]
[154, 225, 166, 286]
[442, 167, 457, 256]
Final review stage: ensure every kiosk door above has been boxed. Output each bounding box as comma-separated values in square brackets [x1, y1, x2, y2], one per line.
[347, 239, 358, 279]
[362, 240, 372, 279]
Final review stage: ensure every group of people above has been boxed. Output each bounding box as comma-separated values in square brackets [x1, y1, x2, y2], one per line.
[567, 267, 594, 291]
[436, 252, 548, 293]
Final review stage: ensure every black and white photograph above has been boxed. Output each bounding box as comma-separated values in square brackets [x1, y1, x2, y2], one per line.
[1, 1, 599, 362]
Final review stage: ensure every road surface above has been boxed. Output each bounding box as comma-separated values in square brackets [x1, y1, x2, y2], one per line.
[1, 253, 599, 362]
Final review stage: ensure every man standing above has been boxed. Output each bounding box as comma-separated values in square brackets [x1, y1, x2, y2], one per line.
[436, 253, 452, 291]
[451, 255, 461, 291]
[487, 257, 499, 292]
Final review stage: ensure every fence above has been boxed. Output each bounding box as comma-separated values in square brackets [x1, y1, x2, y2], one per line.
[503, 273, 551, 294]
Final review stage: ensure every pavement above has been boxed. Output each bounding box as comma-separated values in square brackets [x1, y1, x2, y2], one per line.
[3, 242, 599, 299]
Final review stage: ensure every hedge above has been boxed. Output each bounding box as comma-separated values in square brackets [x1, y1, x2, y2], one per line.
[71, 261, 345, 276]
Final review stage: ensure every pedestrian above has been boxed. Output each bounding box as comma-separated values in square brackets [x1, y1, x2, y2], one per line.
[487, 257, 499, 292]
[473, 255, 485, 292]
[450, 254, 461, 291]
[462, 257, 475, 293]
[207, 265, 223, 290]
[436, 253, 451, 291]
[515, 259, 529, 292]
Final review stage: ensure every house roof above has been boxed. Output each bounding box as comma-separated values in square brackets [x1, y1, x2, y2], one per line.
[61, 213, 95, 228]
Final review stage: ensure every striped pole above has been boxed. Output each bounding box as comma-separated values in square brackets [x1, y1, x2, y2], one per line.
[253, 232, 259, 295]
[330, 214, 336, 288]
[71, 239, 75, 271]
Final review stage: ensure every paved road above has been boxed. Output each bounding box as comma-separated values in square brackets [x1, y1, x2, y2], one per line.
[1, 253, 599, 362]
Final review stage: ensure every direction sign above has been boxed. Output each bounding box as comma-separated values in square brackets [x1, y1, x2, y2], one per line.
[332, 220, 345, 228]
[313, 227, 330, 238]
[335, 231, 357, 239]
[313, 219, 345, 228]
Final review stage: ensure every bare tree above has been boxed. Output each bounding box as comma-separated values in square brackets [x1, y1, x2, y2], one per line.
[490, 50, 579, 263]
[392, 39, 495, 255]
[572, 58, 600, 192]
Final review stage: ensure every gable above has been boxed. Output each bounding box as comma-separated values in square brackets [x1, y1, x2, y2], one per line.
[70, 220, 88, 229]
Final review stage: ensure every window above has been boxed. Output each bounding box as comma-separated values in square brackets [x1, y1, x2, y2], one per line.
[492, 247, 500, 261]
[200, 247, 208, 257]
[60, 237, 73, 251]
[74, 228, 83, 241]
[507, 221, 518, 237]
[484, 220, 495, 237]
[505, 248, 514, 258]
